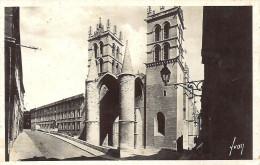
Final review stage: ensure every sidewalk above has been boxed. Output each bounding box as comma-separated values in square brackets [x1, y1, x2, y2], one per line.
[10, 131, 43, 161]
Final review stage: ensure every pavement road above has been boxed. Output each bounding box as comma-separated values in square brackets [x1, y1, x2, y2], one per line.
[11, 130, 106, 161]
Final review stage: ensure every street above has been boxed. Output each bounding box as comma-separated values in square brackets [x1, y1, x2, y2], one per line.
[10, 129, 107, 161]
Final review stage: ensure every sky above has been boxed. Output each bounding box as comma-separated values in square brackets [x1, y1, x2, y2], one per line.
[20, 6, 203, 110]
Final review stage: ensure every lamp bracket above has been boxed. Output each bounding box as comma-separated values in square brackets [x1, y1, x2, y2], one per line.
[167, 80, 204, 99]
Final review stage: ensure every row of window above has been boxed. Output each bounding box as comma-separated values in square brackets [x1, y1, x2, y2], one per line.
[57, 122, 81, 130]
[34, 109, 81, 122]
[153, 42, 170, 62]
[93, 42, 120, 59]
[32, 99, 82, 117]
[154, 21, 170, 42]
[112, 61, 120, 74]
[112, 43, 120, 59]
[96, 58, 121, 74]
[39, 122, 81, 130]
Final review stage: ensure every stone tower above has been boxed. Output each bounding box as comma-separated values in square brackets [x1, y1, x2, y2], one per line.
[145, 6, 186, 150]
[88, 18, 124, 76]
[85, 52, 99, 145]
[118, 41, 136, 150]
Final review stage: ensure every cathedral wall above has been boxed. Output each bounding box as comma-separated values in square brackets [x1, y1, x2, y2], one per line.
[146, 63, 178, 149]
[119, 75, 135, 149]
[176, 63, 184, 142]
[146, 16, 179, 64]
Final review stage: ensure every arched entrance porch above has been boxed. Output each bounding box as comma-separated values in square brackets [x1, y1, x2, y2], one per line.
[98, 74, 120, 147]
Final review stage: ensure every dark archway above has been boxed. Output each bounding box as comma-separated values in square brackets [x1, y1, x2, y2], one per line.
[98, 74, 119, 147]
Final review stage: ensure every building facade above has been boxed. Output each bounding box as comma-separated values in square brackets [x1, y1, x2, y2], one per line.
[83, 6, 199, 151]
[30, 6, 199, 154]
[5, 7, 25, 161]
[145, 6, 186, 150]
[30, 94, 84, 136]
[201, 6, 252, 159]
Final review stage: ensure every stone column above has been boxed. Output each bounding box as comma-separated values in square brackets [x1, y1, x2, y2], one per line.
[118, 74, 135, 150]
[85, 81, 100, 146]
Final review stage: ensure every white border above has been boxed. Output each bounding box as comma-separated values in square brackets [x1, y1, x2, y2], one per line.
[0, 0, 259, 164]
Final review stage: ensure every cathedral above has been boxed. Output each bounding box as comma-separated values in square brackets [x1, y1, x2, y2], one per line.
[30, 6, 199, 154]
[83, 6, 199, 151]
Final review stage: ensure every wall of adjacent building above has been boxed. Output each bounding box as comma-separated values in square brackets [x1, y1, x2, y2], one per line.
[5, 7, 25, 161]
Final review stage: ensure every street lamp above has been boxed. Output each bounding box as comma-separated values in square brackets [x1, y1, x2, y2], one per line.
[157, 56, 204, 150]
[160, 63, 171, 86]
[159, 61, 203, 99]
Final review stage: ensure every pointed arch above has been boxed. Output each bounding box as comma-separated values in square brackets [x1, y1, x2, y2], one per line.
[163, 21, 170, 40]
[116, 63, 119, 74]
[153, 44, 161, 62]
[97, 73, 118, 90]
[99, 41, 104, 56]
[154, 112, 165, 136]
[97, 73, 119, 147]
[93, 43, 98, 58]
[112, 60, 115, 74]
[135, 77, 144, 103]
[154, 24, 161, 42]
[163, 42, 170, 60]
[112, 43, 116, 56]
[116, 46, 120, 59]
[99, 58, 103, 73]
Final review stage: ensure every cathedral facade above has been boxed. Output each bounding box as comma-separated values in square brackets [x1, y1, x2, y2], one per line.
[83, 6, 199, 151]
[30, 6, 199, 153]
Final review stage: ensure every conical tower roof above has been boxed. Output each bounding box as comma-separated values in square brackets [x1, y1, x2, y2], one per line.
[87, 52, 98, 81]
[122, 40, 133, 74]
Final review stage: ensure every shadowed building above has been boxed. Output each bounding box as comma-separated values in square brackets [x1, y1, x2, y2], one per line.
[201, 6, 252, 159]
[5, 7, 25, 161]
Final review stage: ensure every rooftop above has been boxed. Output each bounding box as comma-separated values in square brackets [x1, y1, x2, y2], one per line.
[30, 93, 84, 112]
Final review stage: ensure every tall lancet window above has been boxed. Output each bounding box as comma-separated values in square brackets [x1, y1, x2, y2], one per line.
[163, 22, 170, 39]
[94, 43, 98, 58]
[112, 43, 115, 56]
[112, 61, 115, 73]
[163, 42, 170, 60]
[99, 41, 103, 56]
[116, 47, 120, 59]
[154, 25, 161, 42]
[154, 45, 161, 62]
[116, 63, 119, 74]
[99, 59, 103, 73]
[154, 112, 165, 136]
